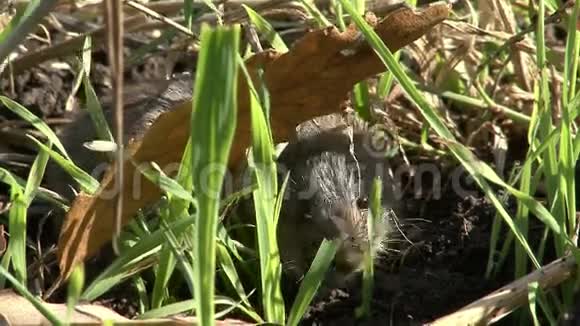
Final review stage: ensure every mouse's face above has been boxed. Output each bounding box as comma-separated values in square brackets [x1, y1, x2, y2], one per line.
[319, 200, 377, 287]
[302, 154, 386, 287]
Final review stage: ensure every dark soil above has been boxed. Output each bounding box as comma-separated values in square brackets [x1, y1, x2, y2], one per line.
[0, 22, 555, 326]
[302, 180, 511, 325]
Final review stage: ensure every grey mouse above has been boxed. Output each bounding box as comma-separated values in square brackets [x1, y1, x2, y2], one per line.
[273, 113, 400, 289]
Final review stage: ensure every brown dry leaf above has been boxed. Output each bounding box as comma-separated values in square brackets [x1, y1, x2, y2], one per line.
[57, 2, 450, 283]
[0, 289, 251, 325]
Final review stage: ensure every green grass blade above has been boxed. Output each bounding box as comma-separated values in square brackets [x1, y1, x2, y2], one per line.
[151, 138, 194, 309]
[448, 142, 559, 234]
[272, 171, 290, 230]
[137, 299, 196, 319]
[331, 0, 346, 31]
[299, 0, 332, 28]
[533, 0, 563, 259]
[135, 162, 194, 202]
[133, 276, 148, 314]
[137, 296, 256, 320]
[66, 263, 85, 323]
[246, 68, 286, 323]
[353, 81, 370, 121]
[66, 36, 92, 112]
[0, 0, 57, 64]
[216, 242, 251, 307]
[0, 96, 70, 159]
[0, 168, 23, 288]
[353, 0, 365, 14]
[82, 74, 114, 148]
[287, 239, 339, 326]
[0, 139, 50, 284]
[27, 135, 99, 194]
[151, 245, 178, 309]
[243, 5, 288, 53]
[536, 283, 558, 325]
[562, 0, 580, 103]
[356, 177, 382, 318]
[82, 215, 196, 300]
[0, 168, 22, 190]
[2, 192, 26, 283]
[190, 24, 240, 326]
[560, 0, 580, 240]
[78, 35, 114, 158]
[515, 156, 532, 280]
[528, 281, 540, 326]
[23, 141, 50, 206]
[377, 52, 401, 98]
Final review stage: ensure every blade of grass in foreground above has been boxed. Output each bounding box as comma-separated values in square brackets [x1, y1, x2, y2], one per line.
[136, 296, 253, 320]
[350, 0, 371, 121]
[81, 215, 197, 301]
[131, 157, 197, 309]
[151, 139, 194, 309]
[238, 54, 286, 322]
[527, 282, 541, 326]
[287, 239, 339, 326]
[66, 264, 85, 323]
[190, 24, 240, 326]
[338, 0, 555, 269]
[356, 177, 382, 318]
[561, 0, 580, 241]
[0, 140, 50, 285]
[216, 242, 254, 310]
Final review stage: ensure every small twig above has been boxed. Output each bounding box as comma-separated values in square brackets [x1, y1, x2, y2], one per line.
[104, 0, 125, 256]
[242, 22, 264, 53]
[124, 0, 195, 38]
[428, 255, 577, 325]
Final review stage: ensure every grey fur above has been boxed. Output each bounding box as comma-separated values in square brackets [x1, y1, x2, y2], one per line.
[276, 112, 400, 287]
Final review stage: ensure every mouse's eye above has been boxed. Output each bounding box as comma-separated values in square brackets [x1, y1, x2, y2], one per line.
[356, 197, 368, 209]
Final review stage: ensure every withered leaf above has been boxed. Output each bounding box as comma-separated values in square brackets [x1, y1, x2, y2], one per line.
[0, 289, 251, 325]
[57, 3, 450, 282]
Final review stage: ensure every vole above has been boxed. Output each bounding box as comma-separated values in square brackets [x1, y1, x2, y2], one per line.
[44, 74, 401, 290]
[273, 113, 400, 288]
